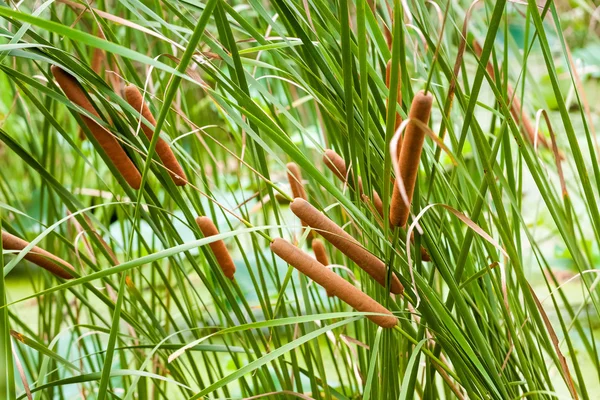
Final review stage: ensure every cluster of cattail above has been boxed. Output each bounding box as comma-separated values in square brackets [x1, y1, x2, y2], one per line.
[52, 66, 142, 189]
[196, 216, 236, 280]
[269, 159, 403, 327]
[52, 66, 187, 189]
[124, 85, 187, 186]
[323, 147, 430, 260]
[270, 238, 396, 328]
[291, 198, 403, 294]
[1, 231, 74, 279]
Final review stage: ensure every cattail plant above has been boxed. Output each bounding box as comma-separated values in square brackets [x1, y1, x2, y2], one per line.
[51, 66, 142, 189]
[270, 238, 397, 328]
[290, 198, 403, 294]
[1, 231, 74, 279]
[389, 90, 433, 228]
[287, 162, 313, 239]
[195, 216, 236, 280]
[124, 85, 187, 186]
[323, 149, 384, 217]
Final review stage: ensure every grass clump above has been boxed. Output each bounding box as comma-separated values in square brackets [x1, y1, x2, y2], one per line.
[0, 1, 598, 399]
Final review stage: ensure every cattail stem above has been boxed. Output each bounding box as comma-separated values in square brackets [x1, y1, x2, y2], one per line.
[196, 217, 236, 280]
[390, 90, 433, 228]
[124, 85, 187, 186]
[270, 238, 397, 328]
[1, 231, 74, 279]
[51, 66, 142, 189]
[290, 198, 403, 294]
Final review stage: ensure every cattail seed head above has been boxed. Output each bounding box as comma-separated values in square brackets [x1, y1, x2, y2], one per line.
[290, 198, 403, 294]
[410, 232, 431, 262]
[372, 190, 384, 218]
[323, 149, 348, 183]
[91, 48, 105, 76]
[312, 238, 333, 296]
[270, 238, 396, 328]
[322, 149, 364, 193]
[51, 66, 142, 189]
[1, 231, 74, 279]
[196, 216, 236, 280]
[312, 238, 329, 266]
[286, 162, 307, 200]
[323, 150, 383, 218]
[286, 162, 313, 239]
[124, 85, 187, 186]
[390, 90, 433, 228]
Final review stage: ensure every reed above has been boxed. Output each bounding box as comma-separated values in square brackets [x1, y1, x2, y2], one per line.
[195, 216, 236, 280]
[124, 85, 187, 186]
[389, 90, 433, 228]
[51, 66, 142, 189]
[1, 231, 74, 279]
[290, 198, 403, 294]
[270, 238, 397, 328]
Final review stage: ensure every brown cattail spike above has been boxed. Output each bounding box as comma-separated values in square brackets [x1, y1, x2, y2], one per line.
[372, 191, 384, 218]
[286, 162, 313, 239]
[323, 149, 383, 217]
[312, 238, 333, 296]
[196, 217, 236, 280]
[323, 149, 348, 183]
[124, 85, 187, 186]
[270, 238, 397, 328]
[410, 232, 431, 262]
[286, 162, 307, 200]
[1, 231, 74, 279]
[312, 238, 329, 266]
[51, 66, 142, 189]
[290, 198, 403, 294]
[390, 90, 433, 228]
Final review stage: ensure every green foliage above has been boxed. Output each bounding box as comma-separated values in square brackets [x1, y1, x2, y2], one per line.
[0, 0, 599, 398]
